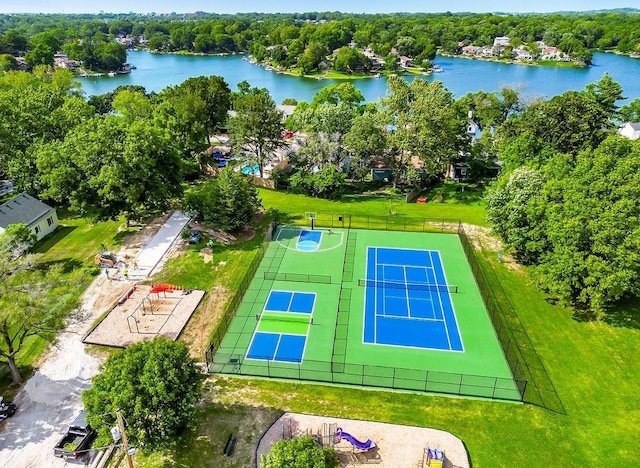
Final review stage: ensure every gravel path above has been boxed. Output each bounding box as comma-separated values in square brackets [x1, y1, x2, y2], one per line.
[257, 412, 469, 468]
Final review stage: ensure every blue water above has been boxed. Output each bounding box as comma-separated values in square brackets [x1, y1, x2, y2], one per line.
[78, 50, 640, 103]
[241, 165, 259, 175]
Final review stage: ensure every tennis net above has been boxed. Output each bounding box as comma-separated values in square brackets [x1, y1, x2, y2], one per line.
[264, 271, 332, 284]
[256, 312, 312, 325]
[358, 278, 458, 293]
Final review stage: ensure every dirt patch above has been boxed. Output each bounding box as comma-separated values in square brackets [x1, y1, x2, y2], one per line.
[236, 227, 256, 243]
[182, 401, 281, 468]
[180, 285, 233, 360]
[199, 247, 214, 263]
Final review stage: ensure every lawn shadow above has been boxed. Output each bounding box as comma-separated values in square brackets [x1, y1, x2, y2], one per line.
[33, 225, 77, 254]
[601, 297, 640, 330]
[37, 258, 86, 274]
[423, 182, 485, 205]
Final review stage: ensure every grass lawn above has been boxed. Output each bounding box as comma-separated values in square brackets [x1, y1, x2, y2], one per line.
[132, 191, 637, 467]
[0, 211, 126, 396]
[259, 181, 488, 227]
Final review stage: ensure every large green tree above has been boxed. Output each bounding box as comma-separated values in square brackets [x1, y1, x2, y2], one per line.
[486, 167, 548, 265]
[0, 224, 81, 384]
[182, 168, 262, 231]
[227, 83, 284, 178]
[536, 137, 640, 313]
[37, 116, 184, 222]
[83, 338, 202, 452]
[381, 76, 468, 185]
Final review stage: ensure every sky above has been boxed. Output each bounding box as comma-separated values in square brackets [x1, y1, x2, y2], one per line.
[0, 1, 636, 15]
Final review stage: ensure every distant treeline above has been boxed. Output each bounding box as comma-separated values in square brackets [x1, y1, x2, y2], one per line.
[0, 11, 639, 71]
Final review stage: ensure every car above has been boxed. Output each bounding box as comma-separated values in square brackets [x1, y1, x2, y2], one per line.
[0, 397, 16, 421]
[53, 411, 97, 459]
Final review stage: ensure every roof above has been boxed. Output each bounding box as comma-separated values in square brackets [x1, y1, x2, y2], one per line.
[0, 193, 54, 229]
[627, 122, 640, 131]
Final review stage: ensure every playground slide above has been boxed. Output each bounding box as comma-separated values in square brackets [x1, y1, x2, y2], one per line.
[336, 428, 376, 451]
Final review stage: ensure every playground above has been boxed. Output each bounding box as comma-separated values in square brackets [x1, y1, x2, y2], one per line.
[256, 412, 469, 468]
[84, 284, 205, 348]
[211, 224, 520, 401]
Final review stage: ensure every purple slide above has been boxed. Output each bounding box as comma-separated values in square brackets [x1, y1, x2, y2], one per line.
[336, 427, 376, 451]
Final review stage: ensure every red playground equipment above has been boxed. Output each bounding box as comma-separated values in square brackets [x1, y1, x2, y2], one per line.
[150, 283, 180, 294]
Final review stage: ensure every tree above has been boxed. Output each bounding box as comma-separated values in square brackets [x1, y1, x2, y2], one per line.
[182, 168, 261, 231]
[262, 436, 339, 468]
[0, 54, 18, 71]
[535, 137, 640, 314]
[584, 73, 624, 118]
[311, 83, 364, 108]
[83, 338, 202, 452]
[618, 98, 640, 123]
[37, 116, 184, 223]
[486, 167, 548, 264]
[381, 76, 468, 185]
[344, 112, 387, 181]
[0, 225, 80, 384]
[227, 83, 284, 178]
[159, 76, 230, 148]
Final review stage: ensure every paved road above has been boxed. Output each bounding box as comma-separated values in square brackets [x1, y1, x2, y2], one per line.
[0, 211, 190, 467]
[131, 211, 190, 279]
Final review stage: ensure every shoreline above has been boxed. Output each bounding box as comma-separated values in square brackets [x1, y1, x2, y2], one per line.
[437, 52, 586, 69]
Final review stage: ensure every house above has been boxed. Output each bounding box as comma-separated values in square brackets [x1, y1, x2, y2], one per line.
[399, 56, 413, 68]
[618, 122, 640, 140]
[0, 193, 58, 241]
[461, 45, 481, 55]
[513, 48, 532, 60]
[493, 36, 511, 47]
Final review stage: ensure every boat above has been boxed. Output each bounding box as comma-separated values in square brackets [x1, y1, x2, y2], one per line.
[107, 72, 116, 77]
[433, 65, 444, 73]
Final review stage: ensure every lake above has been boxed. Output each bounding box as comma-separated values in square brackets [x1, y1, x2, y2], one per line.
[78, 50, 640, 103]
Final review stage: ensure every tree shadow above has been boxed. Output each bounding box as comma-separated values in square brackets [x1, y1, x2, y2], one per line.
[601, 297, 640, 330]
[37, 258, 86, 274]
[33, 226, 78, 254]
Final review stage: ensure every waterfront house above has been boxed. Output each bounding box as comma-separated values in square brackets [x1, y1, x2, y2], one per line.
[513, 48, 533, 60]
[618, 122, 640, 140]
[399, 56, 413, 68]
[461, 45, 482, 55]
[0, 193, 58, 241]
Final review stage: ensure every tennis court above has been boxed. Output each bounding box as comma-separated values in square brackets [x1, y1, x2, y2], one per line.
[363, 247, 463, 351]
[210, 224, 521, 401]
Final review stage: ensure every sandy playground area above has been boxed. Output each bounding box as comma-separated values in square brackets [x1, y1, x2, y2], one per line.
[84, 284, 205, 348]
[256, 412, 469, 468]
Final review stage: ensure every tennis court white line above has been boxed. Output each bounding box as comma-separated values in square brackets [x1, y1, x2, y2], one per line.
[432, 251, 465, 353]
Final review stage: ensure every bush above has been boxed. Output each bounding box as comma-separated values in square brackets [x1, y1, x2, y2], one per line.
[262, 436, 339, 468]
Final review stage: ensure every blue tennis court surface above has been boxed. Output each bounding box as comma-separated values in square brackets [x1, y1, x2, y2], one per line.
[246, 290, 316, 363]
[297, 230, 322, 251]
[363, 247, 463, 351]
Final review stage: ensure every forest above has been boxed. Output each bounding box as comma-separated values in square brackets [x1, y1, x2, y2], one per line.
[0, 11, 639, 72]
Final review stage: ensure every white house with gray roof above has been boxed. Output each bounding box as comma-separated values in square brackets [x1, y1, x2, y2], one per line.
[0, 193, 58, 240]
[618, 122, 640, 140]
